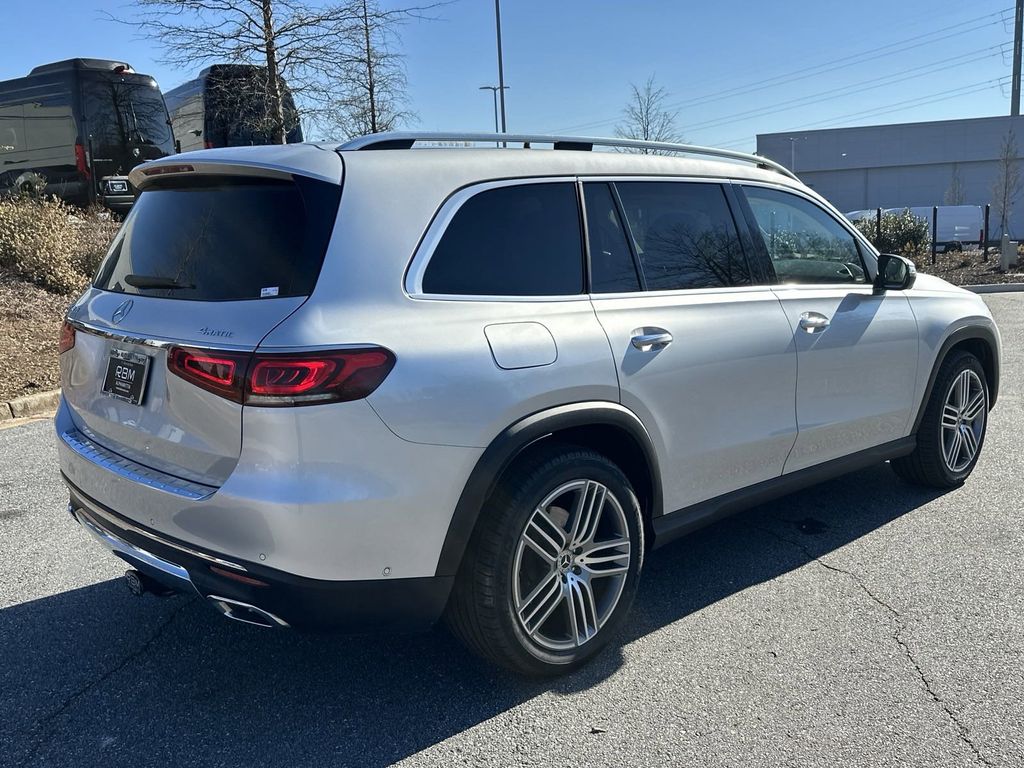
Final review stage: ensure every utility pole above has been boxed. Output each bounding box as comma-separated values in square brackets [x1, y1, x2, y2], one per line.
[1013, 0, 1023, 115]
[495, 0, 508, 133]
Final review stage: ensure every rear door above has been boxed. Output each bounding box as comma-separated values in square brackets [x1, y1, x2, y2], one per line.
[738, 184, 919, 472]
[586, 179, 798, 513]
[62, 169, 342, 486]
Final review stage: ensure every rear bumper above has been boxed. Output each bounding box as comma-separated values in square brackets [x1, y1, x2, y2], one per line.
[66, 479, 453, 631]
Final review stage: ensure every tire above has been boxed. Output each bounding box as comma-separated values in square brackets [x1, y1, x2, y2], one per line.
[892, 350, 989, 488]
[445, 444, 645, 676]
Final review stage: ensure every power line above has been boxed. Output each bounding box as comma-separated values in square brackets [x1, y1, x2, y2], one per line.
[676, 45, 1006, 134]
[546, 6, 1012, 134]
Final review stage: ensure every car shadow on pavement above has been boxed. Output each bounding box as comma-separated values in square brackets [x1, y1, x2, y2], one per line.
[2, 463, 945, 768]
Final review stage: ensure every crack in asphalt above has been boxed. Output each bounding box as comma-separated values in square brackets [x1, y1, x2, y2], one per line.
[751, 522, 994, 767]
[14, 597, 195, 768]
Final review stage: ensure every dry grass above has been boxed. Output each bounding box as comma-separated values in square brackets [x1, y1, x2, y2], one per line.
[0, 279, 71, 401]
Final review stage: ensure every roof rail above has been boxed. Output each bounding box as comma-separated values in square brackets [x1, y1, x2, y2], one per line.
[336, 131, 798, 180]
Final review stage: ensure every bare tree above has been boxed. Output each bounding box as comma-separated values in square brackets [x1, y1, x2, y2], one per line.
[116, 0, 426, 143]
[991, 129, 1022, 237]
[332, 0, 416, 136]
[614, 76, 682, 153]
[944, 163, 965, 206]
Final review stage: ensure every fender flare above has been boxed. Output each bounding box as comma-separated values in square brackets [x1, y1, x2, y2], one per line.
[911, 325, 1000, 434]
[433, 401, 662, 578]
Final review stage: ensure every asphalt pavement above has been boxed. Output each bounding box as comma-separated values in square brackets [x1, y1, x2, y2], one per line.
[1, 294, 1022, 768]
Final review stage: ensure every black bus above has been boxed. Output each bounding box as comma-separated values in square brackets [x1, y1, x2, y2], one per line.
[0, 58, 175, 211]
[164, 64, 303, 152]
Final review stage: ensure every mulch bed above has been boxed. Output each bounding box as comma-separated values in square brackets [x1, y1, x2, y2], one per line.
[0, 279, 71, 401]
[917, 248, 1024, 286]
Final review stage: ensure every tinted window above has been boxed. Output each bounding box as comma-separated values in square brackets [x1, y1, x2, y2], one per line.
[614, 182, 750, 290]
[743, 186, 866, 284]
[422, 183, 584, 296]
[93, 176, 340, 301]
[584, 182, 641, 293]
[82, 75, 174, 153]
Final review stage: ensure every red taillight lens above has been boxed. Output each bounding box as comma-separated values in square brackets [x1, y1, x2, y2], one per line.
[58, 320, 76, 354]
[247, 349, 395, 406]
[166, 346, 395, 406]
[167, 347, 250, 403]
[74, 141, 90, 179]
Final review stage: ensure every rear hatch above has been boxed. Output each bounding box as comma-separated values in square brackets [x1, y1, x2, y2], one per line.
[61, 161, 342, 486]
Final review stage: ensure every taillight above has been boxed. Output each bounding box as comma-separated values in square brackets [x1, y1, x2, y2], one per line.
[58, 320, 76, 354]
[167, 347, 250, 403]
[166, 346, 395, 406]
[247, 349, 395, 406]
[74, 141, 90, 179]
[203, 140, 214, 150]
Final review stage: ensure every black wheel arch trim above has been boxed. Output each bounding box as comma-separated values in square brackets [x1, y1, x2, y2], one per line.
[912, 325, 1000, 434]
[433, 401, 662, 578]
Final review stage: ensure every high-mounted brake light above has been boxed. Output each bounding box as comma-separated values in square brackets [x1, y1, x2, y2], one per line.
[141, 164, 195, 177]
[166, 347, 395, 406]
[58, 320, 76, 354]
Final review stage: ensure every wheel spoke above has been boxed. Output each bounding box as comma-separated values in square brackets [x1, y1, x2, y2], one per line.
[518, 572, 564, 634]
[579, 538, 631, 576]
[962, 390, 986, 421]
[957, 371, 971, 410]
[568, 481, 605, 546]
[944, 428, 962, 468]
[961, 425, 979, 462]
[523, 507, 567, 563]
[566, 577, 599, 646]
[941, 404, 960, 430]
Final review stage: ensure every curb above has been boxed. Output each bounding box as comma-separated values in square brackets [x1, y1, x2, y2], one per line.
[965, 283, 1024, 294]
[1, 389, 60, 421]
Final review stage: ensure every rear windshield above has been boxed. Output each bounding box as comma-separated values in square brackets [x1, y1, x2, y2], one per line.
[93, 175, 340, 301]
[82, 74, 175, 154]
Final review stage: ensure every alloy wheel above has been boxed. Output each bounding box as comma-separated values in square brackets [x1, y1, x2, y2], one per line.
[941, 368, 986, 473]
[511, 479, 632, 651]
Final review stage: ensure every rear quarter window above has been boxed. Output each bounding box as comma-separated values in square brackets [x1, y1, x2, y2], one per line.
[421, 182, 584, 296]
[93, 175, 341, 301]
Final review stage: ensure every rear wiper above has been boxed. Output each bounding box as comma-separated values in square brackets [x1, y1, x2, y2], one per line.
[124, 274, 195, 290]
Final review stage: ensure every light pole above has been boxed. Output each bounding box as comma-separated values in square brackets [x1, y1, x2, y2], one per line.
[479, 85, 509, 146]
[495, 0, 508, 133]
[789, 137, 798, 172]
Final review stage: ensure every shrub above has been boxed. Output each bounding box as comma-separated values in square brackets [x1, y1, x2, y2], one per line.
[853, 209, 931, 258]
[0, 196, 119, 294]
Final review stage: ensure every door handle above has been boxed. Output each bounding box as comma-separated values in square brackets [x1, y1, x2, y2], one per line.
[798, 311, 831, 333]
[631, 328, 673, 351]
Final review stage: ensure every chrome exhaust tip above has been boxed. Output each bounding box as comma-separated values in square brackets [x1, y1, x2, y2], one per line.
[207, 595, 289, 628]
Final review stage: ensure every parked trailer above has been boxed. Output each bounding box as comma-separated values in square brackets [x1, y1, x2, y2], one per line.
[164, 64, 302, 153]
[846, 206, 984, 248]
[0, 58, 174, 211]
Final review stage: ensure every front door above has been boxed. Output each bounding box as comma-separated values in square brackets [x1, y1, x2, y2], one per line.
[739, 184, 919, 473]
[584, 180, 798, 513]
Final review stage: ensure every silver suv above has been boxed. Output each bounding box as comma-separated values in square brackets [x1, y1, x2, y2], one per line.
[57, 132, 1001, 675]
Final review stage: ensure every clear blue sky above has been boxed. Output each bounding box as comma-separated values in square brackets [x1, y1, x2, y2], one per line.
[0, 0, 1016, 150]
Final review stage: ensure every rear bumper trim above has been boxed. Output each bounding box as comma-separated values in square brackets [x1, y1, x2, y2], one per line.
[60, 428, 216, 501]
[71, 503, 196, 593]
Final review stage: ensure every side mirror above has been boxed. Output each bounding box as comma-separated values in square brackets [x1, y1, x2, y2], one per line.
[873, 253, 916, 294]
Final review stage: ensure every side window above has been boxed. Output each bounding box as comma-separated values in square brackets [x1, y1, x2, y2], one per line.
[742, 186, 867, 284]
[613, 181, 750, 291]
[422, 182, 583, 296]
[583, 182, 641, 293]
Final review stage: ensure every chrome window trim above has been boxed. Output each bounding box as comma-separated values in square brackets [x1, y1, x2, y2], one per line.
[61, 428, 217, 501]
[67, 318, 256, 353]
